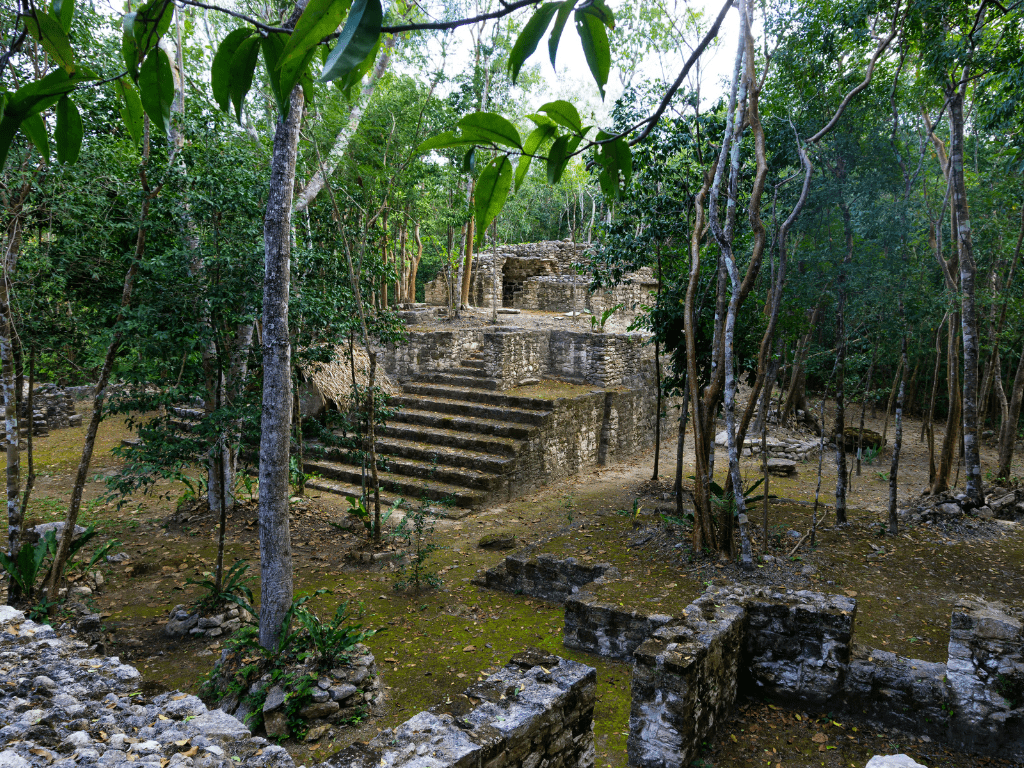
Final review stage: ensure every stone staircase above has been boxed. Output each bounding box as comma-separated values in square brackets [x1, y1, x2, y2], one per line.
[304, 352, 552, 516]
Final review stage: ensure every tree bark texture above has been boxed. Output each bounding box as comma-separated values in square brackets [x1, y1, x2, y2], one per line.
[258, 85, 304, 651]
[996, 344, 1024, 480]
[888, 335, 907, 533]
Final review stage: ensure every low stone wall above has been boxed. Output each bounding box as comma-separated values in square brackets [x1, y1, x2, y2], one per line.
[322, 649, 596, 768]
[615, 586, 1024, 766]
[473, 553, 619, 602]
[563, 593, 672, 661]
[19, 384, 82, 436]
[627, 593, 747, 768]
[0, 606, 292, 768]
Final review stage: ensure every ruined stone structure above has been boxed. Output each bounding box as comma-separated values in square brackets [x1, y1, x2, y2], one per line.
[322, 649, 596, 768]
[423, 240, 658, 329]
[474, 555, 1024, 765]
[19, 384, 83, 437]
[305, 327, 657, 513]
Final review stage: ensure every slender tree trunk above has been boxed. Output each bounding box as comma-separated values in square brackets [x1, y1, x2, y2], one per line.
[923, 320, 944, 443]
[933, 313, 961, 494]
[257, 85, 303, 651]
[834, 200, 854, 525]
[888, 334, 907, 533]
[1, 273, 21, 566]
[996, 344, 1024, 480]
[881, 360, 903, 443]
[652, 246, 663, 481]
[856, 352, 876, 476]
[460, 196, 475, 308]
[674, 377, 690, 515]
[783, 292, 826, 420]
[979, 206, 1023, 421]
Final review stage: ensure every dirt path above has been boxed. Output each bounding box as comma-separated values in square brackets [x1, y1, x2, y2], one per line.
[8, 402, 1024, 768]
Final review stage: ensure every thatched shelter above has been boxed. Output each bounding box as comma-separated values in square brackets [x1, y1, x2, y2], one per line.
[298, 346, 399, 418]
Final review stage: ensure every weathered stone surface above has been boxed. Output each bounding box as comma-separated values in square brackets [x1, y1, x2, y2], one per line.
[478, 533, 517, 550]
[563, 593, 672, 661]
[0, 608, 282, 768]
[766, 458, 797, 476]
[320, 650, 596, 768]
[865, 756, 927, 768]
[474, 552, 619, 603]
[628, 593, 746, 768]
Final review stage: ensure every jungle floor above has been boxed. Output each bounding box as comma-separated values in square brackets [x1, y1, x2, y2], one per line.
[7, 399, 1024, 768]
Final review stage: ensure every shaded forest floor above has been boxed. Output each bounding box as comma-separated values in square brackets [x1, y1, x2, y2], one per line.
[7, 398, 1024, 768]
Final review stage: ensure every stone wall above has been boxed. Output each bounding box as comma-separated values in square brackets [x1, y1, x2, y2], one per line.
[384, 328, 654, 393]
[563, 593, 672, 661]
[596, 586, 1024, 765]
[384, 329, 484, 381]
[473, 553, 620, 603]
[19, 384, 82, 436]
[627, 593, 747, 768]
[321, 649, 596, 768]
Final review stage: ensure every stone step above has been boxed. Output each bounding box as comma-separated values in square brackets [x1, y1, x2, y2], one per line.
[305, 459, 488, 508]
[374, 436, 515, 475]
[390, 395, 549, 426]
[380, 422, 522, 457]
[451, 365, 489, 378]
[414, 372, 499, 390]
[389, 407, 538, 440]
[400, 382, 553, 411]
[460, 359, 486, 370]
[309, 439, 513, 482]
[303, 476, 404, 510]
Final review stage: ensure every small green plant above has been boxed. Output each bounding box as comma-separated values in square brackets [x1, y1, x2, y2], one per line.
[199, 589, 377, 740]
[590, 303, 623, 333]
[235, 471, 258, 504]
[186, 559, 255, 614]
[392, 504, 442, 591]
[876, 470, 890, 481]
[862, 445, 881, 465]
[996, 673, 1024, 709]
[178, 473, 209, 508]
[0, 525, 118, 611]
[346, 495, 400, 536]
[288, 456, 321, 491]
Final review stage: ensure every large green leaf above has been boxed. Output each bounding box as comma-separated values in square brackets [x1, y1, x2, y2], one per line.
[228, 35, 261, 122]
[277, 46, 318, 116]
[509, 2, 559, 84]
[133, 0, 174, 53]
[0, 115, 19, 172]
[474, 156, 512, 246]
[0, 68, 93, 171]
[417, 130, 482, 153]
[320, 0, 382, 83]
[515, 123, 555, 191]
[458, 112, 522, 149]
[281, 0, 352, 80]
[55, 95, 83, 163]
[121, 14, 139, 77]
[575, 4, 611, 98]
[538, 100, 582, 134]
[21, 112, 49, 164]
[336, 35, 379, 99]
[211, 28, 252, 113]
[260, 32, 289, 117]
[52, 0, 74, 34]
[22, 10, 76, 74]
[138, 47, 174, 135]
[115, 78, 143, 145]
[547, 1, 574, 69]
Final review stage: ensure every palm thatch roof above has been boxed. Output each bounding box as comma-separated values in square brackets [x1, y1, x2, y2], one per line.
[300, 345, 399, 409]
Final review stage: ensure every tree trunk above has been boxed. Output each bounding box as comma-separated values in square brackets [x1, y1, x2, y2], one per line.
[834, 199, 854, 524]
[257, 85, 303, 651]
[856, 352, 875, 476]
[1, 269, 21, 566]
[783, 291, 826, 420]
[932, 313, 961, 494]
[881, 360, 903, 443]
[674, 376, 690, 515]
[948, 86, 983, 506]
[888, 334, 907, 533]
[923, 320, 944, 443]
[996, 344, 1024, 480]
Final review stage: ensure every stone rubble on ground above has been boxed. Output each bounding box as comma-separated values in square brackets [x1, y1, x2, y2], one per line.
[714, 430, 821, 461]
[899, 483, 1024, 525]
[0, 608, 294, 768]
[164, 604, 253, 641]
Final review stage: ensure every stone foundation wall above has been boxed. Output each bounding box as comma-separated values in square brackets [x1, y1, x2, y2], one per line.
[322, 650, 596, 768]
[384, 328, 654, 393]
[563, 593, 672, 661]
[473, 553, 619, 603]
[384, 329, 484, 381]
[627, 593, 747, 768]
[608, 586, 1024, 765]
[19, 384, 82, 436]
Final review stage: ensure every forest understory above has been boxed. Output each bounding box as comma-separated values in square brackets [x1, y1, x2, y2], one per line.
[6, 399, 1024, 768]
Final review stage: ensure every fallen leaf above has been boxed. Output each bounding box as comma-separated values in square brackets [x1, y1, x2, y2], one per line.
[811, 733, 827, 743]
[182, 746, 199, 758]
[463, 645, 476, 652]
[174, 741, 190, 747]
[30, 748, 53, 760]
[845, 590, 857, 597]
